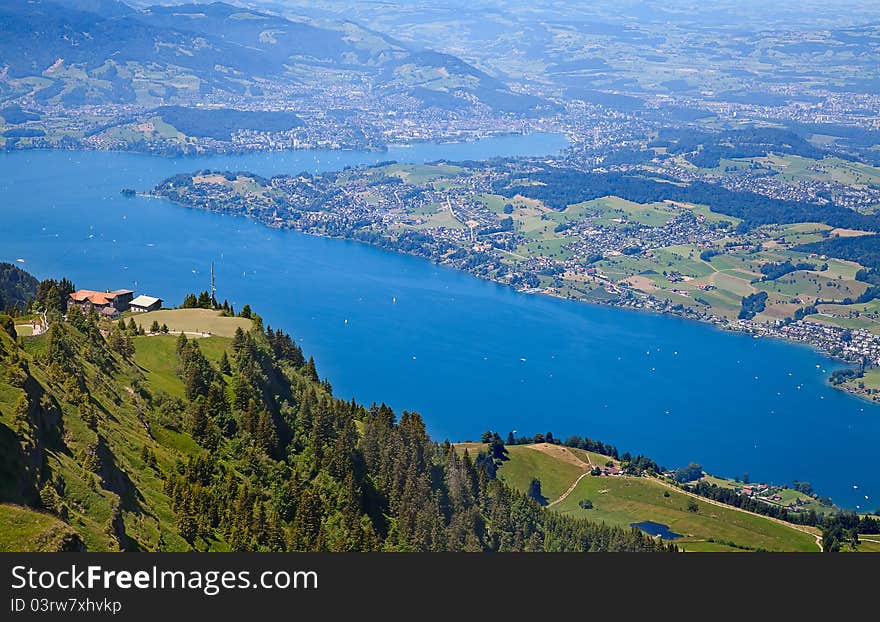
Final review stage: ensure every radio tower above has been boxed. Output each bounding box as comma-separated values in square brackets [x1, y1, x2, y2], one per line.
[210, 262, 217, 308]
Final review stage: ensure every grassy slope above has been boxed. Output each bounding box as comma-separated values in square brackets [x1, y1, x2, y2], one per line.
[0, 504, 82, 552]
[0, 312, 249, 552]
[483, 443, 819, 552]
[854, 537, 880, 552]
[496, 445, 588, 503]
[133, 335, 230, 398]
[554, 475, 817, 552]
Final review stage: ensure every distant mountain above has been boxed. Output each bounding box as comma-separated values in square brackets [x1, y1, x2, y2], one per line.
[0, 0, 551, 115]
[44, 0, 136, 18]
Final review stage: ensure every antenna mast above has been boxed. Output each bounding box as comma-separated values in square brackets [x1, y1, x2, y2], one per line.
[211, 262, 216, 307]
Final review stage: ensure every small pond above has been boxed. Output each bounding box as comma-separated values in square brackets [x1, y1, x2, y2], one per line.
[630, 521, 683, 540]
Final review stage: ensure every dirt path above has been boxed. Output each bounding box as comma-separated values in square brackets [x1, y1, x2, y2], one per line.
[548, 471, 590, 508]
[526, 445, 594, 508]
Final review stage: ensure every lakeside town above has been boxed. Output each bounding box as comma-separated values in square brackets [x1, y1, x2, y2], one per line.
[148, 156, 880, 405]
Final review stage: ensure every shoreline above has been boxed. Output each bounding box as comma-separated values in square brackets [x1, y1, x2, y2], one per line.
[1, 128, 548, 160]
[150, 190, 873, 406]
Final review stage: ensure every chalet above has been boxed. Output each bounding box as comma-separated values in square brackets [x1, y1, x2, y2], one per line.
[68, 289, 134, 316]
[129, 295, 162, 313]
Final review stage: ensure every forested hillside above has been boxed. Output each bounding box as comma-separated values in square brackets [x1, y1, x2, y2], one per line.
[0, 262, 38, 313]
[0, 269, 673, 552]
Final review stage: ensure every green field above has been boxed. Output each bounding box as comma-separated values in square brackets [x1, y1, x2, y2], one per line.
[755, 154, 880, 188]
[841, 367, 880, 401]
[496, 445, 588, 503]
[12, 324, 35, 336]
[488, 443, 821, 552]
[806, 314, 880, 335]
[131, 309, 252, 337]
[553, 475, 818, 552]
[381, 163, 464, 186]
[133, 335, 230, 398]
[0, 504, 82, 552]
[855, 537, 880, 552]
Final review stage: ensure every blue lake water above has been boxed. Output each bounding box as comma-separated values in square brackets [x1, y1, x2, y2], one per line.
[0, 133, 877, 510]
[630, 521, 683, 540]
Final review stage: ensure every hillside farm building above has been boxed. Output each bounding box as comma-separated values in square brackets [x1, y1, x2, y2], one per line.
[68, 289, 134, 318]
[129, 295, 163, 313]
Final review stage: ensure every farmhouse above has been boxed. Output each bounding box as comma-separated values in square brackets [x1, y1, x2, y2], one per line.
[129, 295, 163, 313]
[68, 289, 135, 317]
[598, 465, 621, 476]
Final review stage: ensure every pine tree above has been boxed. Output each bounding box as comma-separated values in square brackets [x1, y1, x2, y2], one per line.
[39, 482, 63, 515]
[288, 488, 322, 551]
[12, 394, 30, 436]
[187, 399, 210, 445]
[231, 327, 246, 354]
[123, 334, 134, 358]
[197, 291, 212, 309]
[80, 401, 98, 431]
[177, 512, 198, 544]
[255, 410, 278, 455]
[305, 356, 319, 382]
[181, 293, 198, 309]
[107, 327, 126, 355]
[527, 478, 545, 505]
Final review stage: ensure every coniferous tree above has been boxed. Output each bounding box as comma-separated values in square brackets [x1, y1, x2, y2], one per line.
[527, 478, 546, 506]
[12, 394, 30, 437]
[181, 293, 198, 309]
[305, 357, 319, 382]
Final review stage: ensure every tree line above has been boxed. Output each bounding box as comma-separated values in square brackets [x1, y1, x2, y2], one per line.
[492, 168, 880, 232]
[160, 327, 676, 552]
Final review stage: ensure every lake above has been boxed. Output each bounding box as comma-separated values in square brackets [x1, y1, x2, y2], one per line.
[0, 133, 877, 510]
[630, 521, 683, 540]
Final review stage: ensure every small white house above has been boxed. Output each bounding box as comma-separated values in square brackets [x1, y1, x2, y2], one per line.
[129, 295, 162, 313]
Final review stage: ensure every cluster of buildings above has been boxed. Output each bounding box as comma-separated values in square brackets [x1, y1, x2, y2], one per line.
[773, 320, 880, 365]
[78, 67, 533, 156]
[68, 289, 162, 318]
[736, 483, 790, 507]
